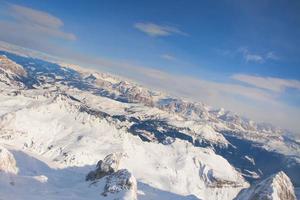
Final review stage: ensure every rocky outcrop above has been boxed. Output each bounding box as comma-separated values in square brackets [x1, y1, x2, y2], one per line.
[86, 153, 137, 200]
[0, 145, 18, 174]
[86, 153, 123, 181]
[103, 169, 137, 200]
[235, 171, 296, 200]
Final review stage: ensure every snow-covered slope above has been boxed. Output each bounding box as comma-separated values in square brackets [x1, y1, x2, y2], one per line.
[0, 47, 299, 199]
[0, 88, 248, 200]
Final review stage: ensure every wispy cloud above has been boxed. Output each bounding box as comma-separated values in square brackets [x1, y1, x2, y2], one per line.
[238, 47, 279, 63]
[232, 74, 300, 93]
[266, 52, 279, 60]
[161, 54, 177, 61]
[245, 54, 264, 63]
[134, 22, 188, 37]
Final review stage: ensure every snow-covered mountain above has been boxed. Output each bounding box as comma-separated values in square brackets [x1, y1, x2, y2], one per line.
[0, 45, 299, 200]
[235, 171, 296, 200]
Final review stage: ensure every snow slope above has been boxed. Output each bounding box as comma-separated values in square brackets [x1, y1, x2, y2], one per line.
[0, 88, 248, 200]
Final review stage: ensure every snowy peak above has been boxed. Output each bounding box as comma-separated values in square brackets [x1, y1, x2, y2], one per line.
[235, 171, 296, 200]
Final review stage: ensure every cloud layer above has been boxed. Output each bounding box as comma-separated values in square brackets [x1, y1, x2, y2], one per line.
[134, 22, 187, 37]
[0, 3, 76, 52]
[232, 74, 300, 92]
[11, 5, 63, 28]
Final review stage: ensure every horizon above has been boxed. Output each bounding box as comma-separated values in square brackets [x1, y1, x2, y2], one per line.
[0, 0, 299, 134]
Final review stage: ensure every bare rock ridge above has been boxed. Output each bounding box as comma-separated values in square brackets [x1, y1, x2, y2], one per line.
[0, 55, 27, 77]
[86, 153, 137, 200]
[235, 171, 296, 200]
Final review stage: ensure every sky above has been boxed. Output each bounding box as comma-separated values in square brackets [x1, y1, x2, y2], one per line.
[0, 0, 300, 134]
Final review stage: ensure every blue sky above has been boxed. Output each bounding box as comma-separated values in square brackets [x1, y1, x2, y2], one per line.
[0, 0, 300, 133]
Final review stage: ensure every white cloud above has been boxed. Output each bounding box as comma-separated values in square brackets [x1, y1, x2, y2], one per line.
[232, 74, 300, 92]
[134, 22, 187, 37]
[161, 54, 176, 61]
